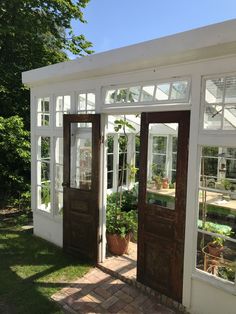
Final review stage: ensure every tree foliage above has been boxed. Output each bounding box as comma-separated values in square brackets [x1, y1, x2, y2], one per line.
[0, 116, 30, 206]
[0, 1, 93, 206]
[0, 0, 93, 127]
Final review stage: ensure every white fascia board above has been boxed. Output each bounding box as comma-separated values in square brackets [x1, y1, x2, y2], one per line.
[22, 19, 236, 87]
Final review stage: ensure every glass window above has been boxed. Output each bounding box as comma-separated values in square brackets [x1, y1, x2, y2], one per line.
[146, 124, 178, 209]
[104, 79, 190, 105]
[203, 76, 236, 131]
[196, 145, 236, 283]
[118, 135, 128, 187]
[140, 85, 155, 102]
[155, 83, 170, 101]
[107, 135, 114, 189]
[70, 123, 92, 190]
[56, 95, 71, 127]
[78, 92, 95, 113]
[170, 81, 188, 100]
[37, 97, 50, 126]
[37, 137, 51, 212]
[55, 138, 63, 213]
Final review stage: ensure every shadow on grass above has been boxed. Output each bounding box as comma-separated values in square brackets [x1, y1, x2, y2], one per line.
[0, 217, 91, 314]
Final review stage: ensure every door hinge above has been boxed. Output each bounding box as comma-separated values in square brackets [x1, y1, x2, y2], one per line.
[98, 235, 103, 243]
[100, 136, 104, 144]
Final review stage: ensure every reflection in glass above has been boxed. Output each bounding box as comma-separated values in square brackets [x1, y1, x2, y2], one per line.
[146, 123, 178, 210]
[140, 85, 155, 102]
[128, 86, 141, 102]
[197, 145, 236, 282]
[205, 78, 224, 104]
[204, 105, 222, 130]
[155, 83, 169, 101]
[223, 105, 236, 130]
[225, 76, 236, 103]
[70, 123, 92, 190]
[170, 81, 188, 100]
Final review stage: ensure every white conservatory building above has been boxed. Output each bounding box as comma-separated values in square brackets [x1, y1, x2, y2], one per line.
[22, 20, 236, 314]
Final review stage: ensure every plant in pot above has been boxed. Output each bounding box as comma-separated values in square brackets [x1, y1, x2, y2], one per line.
[205, 222, 233, 257]
[106, 203, 137, 255]
[154, 175, 162, 190]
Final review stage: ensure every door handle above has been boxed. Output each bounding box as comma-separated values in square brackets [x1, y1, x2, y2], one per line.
[62, 182, 69, 188]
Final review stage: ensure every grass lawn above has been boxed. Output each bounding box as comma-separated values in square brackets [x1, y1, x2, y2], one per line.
[0, 214, 91, 314]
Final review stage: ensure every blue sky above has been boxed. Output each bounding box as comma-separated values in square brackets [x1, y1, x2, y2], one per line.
[71, 0, 236, 57]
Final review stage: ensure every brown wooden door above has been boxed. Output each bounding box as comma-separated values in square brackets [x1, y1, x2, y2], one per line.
[63, 114, 100, 263]
[137, 111, 190, 302]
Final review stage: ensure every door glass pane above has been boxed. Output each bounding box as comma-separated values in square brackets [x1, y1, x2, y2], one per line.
[70, 123, 92, 190]
[146, 123, 179, 210]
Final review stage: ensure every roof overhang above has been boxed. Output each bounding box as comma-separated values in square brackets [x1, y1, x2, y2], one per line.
[22, 19, 236, 87]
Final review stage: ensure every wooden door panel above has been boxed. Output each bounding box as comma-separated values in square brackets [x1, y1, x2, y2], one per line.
[63, 114, 100, 263]
[137, 111, 190, 303]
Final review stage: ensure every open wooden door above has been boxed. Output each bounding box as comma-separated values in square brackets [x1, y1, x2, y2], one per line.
[63, 114, 100, 263]
[137, 111, 190, 302]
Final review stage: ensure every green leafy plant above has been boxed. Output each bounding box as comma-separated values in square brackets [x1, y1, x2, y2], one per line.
[106, 203, 137, 238]
[203, 221, 234, 247]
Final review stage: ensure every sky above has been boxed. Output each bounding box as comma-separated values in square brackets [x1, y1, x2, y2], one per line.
[71, 0, 236, 58]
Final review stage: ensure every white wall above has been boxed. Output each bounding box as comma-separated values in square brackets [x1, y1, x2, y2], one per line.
[191, 279, 236, 314]
[33, 212, 63, 247]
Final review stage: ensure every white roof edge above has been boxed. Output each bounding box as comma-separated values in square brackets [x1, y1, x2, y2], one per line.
[22, 19, 236, 86]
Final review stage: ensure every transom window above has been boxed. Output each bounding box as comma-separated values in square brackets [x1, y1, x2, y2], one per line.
[56, 95, 71, 127]
[78, 93, 95, 113]
[203, 76, 236, 130]
[104, 79, 190, 105]
[37, 97, 50, 126]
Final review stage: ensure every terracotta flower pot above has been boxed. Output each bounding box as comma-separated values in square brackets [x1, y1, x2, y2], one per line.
[106, 233, 131, 255]
[162, 178, 169, 189]
[207, 242, 224, 257]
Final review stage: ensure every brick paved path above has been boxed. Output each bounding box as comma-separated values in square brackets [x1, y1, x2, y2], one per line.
[52, 268, 177, 313]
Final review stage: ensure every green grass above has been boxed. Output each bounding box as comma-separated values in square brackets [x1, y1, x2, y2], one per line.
[0, 215, 91, 314]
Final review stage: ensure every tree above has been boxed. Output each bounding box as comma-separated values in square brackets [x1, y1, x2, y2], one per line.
[0, 116, 30, 206]
[0, 1, 93, 206]
[0, 0, 93, 128]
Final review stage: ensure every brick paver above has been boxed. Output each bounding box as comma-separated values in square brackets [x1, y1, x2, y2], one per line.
[51, 268, 177, 313]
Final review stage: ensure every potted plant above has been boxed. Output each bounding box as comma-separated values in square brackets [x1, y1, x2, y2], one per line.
[154, 175, 162, 190]
[106, 203, 137, 255]
[205, 222, 233, 257]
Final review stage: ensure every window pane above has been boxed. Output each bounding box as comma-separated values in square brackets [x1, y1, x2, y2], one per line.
[38, 182, 51, 212]
[107, 135, 114, 153]
[64, 95, 71, 111]
[223, 105, 236, 130]
[107, 154, 113, 171]
[105, 90, 116, 104]
[87, 93, 95, 111]
[116, 88, 128, 103]
[146, 123, 178, 209]
[40, 137, 50, 160]
[37, 98, 50, 127]
[197, 145, 236, 282]
[204, 105, 222, 130]
[107, 172, 113, 189]
[55, 138, 63, 164]
[155, 83, 170, 101]
[56, 96, 63, 111]
[225, 77, 236, 103]
[78, 94, 86, 111]
[205, 78, 224, 104]
[196, 232, 236, 283]
[128, 86, 141, 102]
[140, 85, 155, 102]
[70, 123, 92, 190]
[170, 81, 188, 100]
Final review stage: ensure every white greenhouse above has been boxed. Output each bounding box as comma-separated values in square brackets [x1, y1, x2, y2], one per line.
[22, 20, 236, 314]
